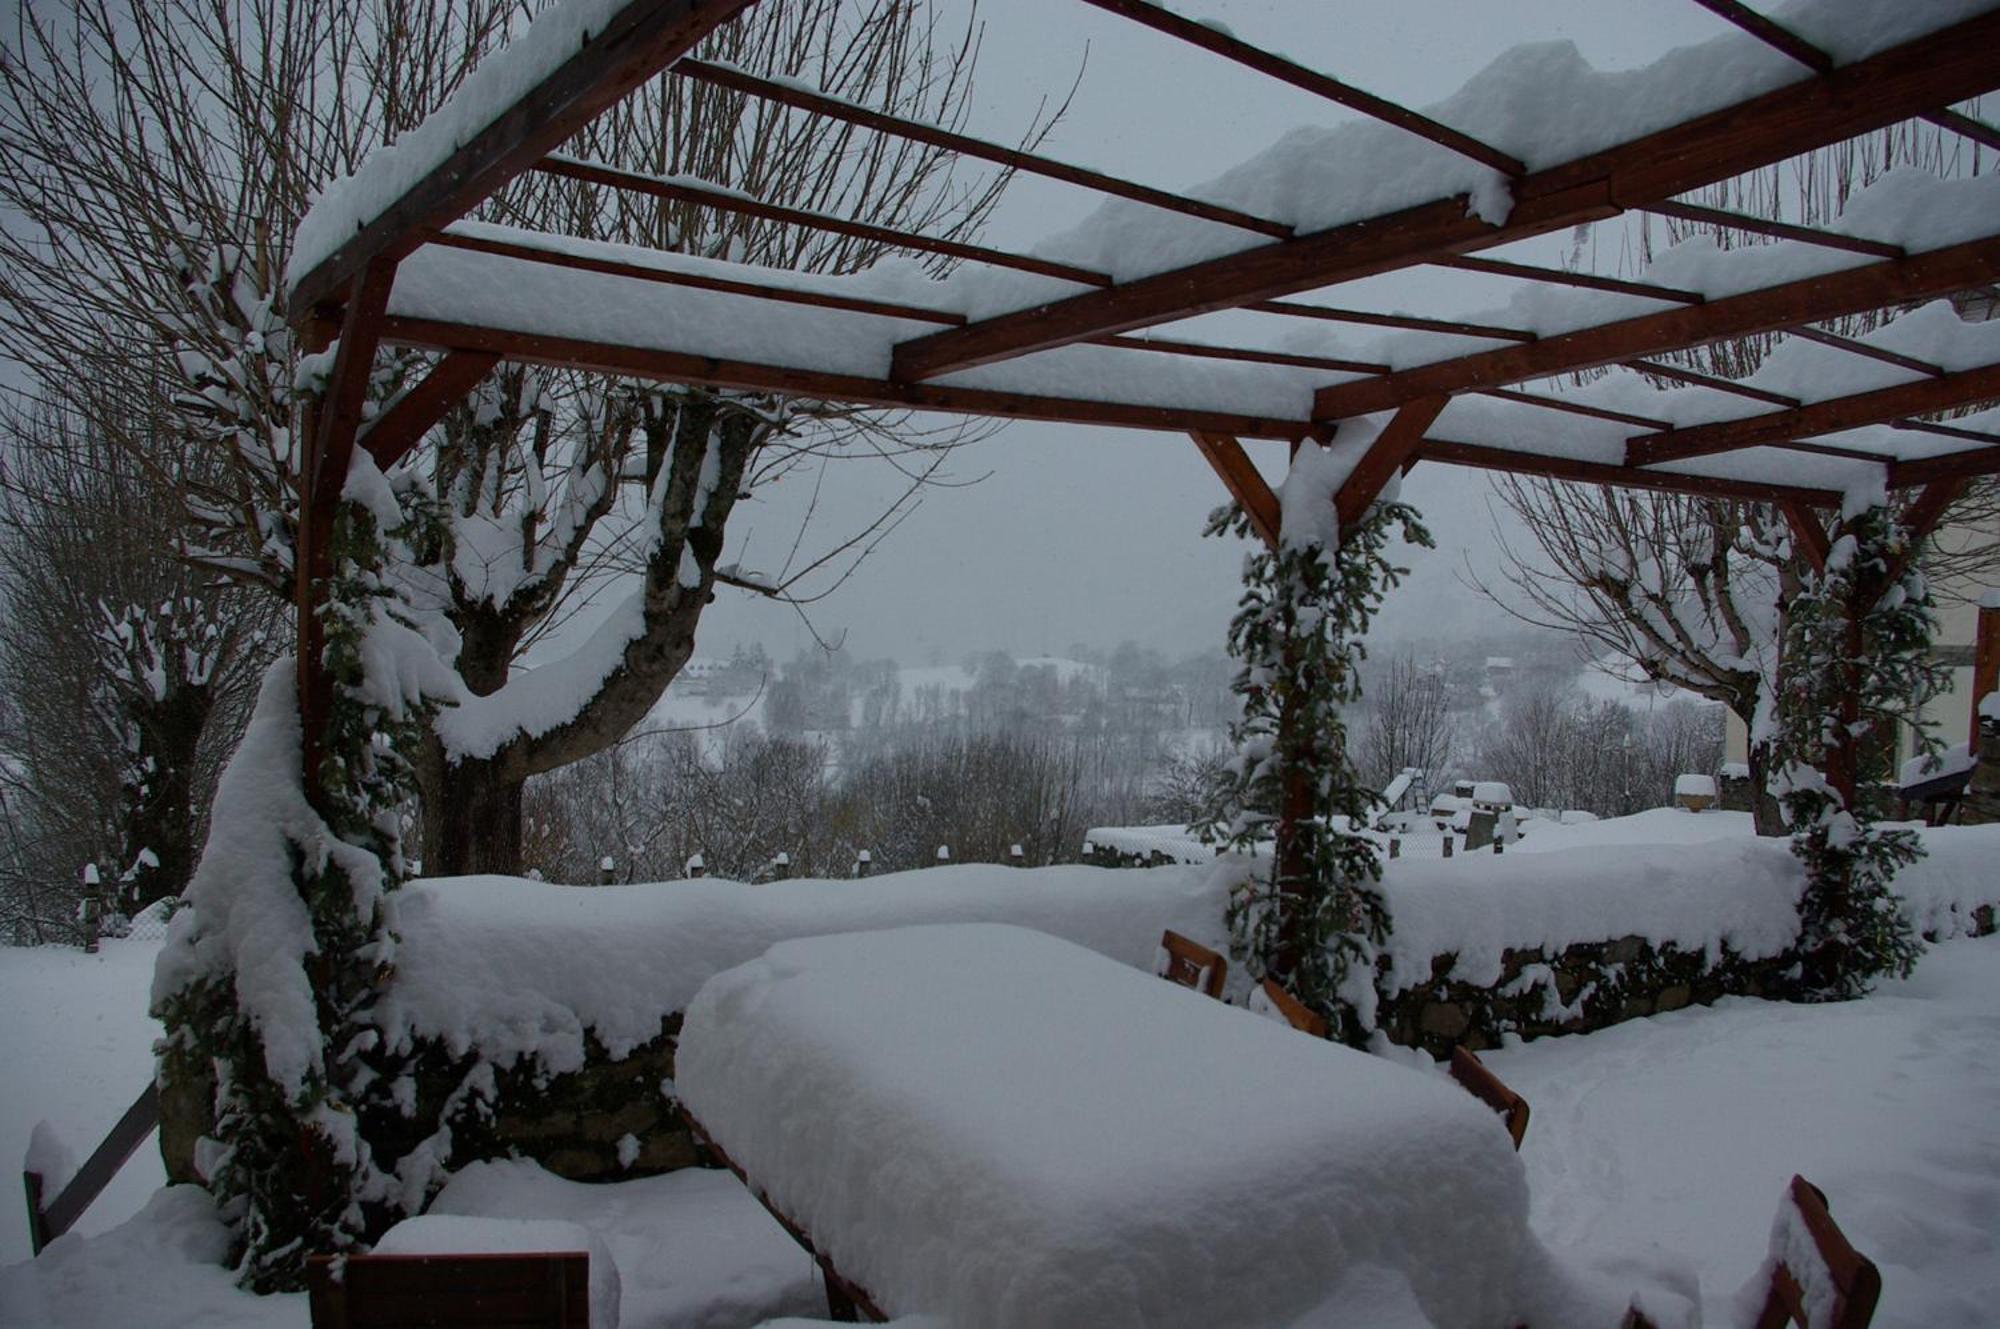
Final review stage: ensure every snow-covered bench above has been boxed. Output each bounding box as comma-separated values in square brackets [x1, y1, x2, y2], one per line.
[676, 923, 1548, 1328]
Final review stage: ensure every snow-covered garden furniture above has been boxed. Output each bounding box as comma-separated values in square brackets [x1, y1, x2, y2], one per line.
[1625, 1176, 1878, 1329]
[1448, 1047, 1531, 1151]
[676, 923, 1553, 1328]
[1248, 974, 1328, 1037]
[1153, 927, 1228, 998]
[307, 1240, 596, 1328]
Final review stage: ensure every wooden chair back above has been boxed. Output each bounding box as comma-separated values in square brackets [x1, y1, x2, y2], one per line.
[1753, 1176, 1881, 1329]
[1249, 976, 1329, 1037]
[307, 1251, 591, 1328]
[1154, 929, 1227, 999]
[1448, 1046, 1530, 1150]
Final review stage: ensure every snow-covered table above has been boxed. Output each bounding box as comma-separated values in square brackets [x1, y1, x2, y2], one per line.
[676, 923, 1543, 1329]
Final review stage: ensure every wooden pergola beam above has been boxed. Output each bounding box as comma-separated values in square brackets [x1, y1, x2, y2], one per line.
[377, 315, 1317, 440]
[1314, 235, 2000, 419]
[1189, 432, 1281, 547]
[1890, 444, 2000, 487]
[1081, 0, 1525, 176]
[893, 13, 2000, 383]
[1639, 201, 1902, 260]
[1435, 255, 1703, 305]
[1628, 360, 2000, 466]
[1477, 386, 1671, 431]
[359, 351, 503, 470]
[1416, 436, 1845, 507]
[1620, 358, 1799, 408]
[534, 156, 1112, 288]
[1787, 325, 1940, 378]
[428, 228, 970, 325]
[1250, 300, 1537, 343]
[674, 57, 1292, 239]
[1688, 0, 2000, 151]
[288, 0, 757, 315]
[1782, 499, 1830, 574]
[1333, 398, 1446, 528]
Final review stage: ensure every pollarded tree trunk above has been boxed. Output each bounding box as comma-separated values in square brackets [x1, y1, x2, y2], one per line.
[418, 751, 525, 878]
[118, 684, 215, 912]
[419, 399, 763, 878]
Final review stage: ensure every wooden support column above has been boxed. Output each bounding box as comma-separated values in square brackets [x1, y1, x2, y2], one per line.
[1972, 604, 1999, 760]
[297, 259, 395, 804]
[1188, 431, 1280, 547]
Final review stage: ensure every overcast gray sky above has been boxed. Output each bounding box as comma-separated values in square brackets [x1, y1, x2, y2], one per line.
[695, 0, 1730, 664]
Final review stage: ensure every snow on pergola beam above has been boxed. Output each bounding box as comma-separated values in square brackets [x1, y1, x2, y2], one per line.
[288, 0, 759, 316]
[888, 11, 2000, 383]
[1628, 360, 2000, 467]
[375, 314, 1320, 441]
[1312, 236, 2000, 420]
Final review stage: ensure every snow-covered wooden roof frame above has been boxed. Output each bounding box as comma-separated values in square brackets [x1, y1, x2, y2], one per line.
[286, 0, 2000, 573]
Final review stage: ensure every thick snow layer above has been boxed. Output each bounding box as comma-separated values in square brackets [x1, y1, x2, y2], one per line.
[1513, 807, 1759, 854]
[1899, 743, 1976, 789]
[288, 0, 635, 289]
[677, 923, 1537, 1329]
[149, 665, 374, 1097]
[1488, 935, 2000, 1329]
[428, 1159, 819, 1328]
[1673, 774, 1718, 799]
[1081, 824, 1211, 864]
[5, 917, 1999, 1326]
[0, 935, 166, 1266]
[1378, 835, 1807, 994]
[374, 1215, 619, 1329]
[376, 863, 1225, 1072]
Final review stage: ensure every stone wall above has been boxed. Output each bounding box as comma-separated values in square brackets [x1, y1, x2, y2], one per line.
[1378, 903, 1995, 1059]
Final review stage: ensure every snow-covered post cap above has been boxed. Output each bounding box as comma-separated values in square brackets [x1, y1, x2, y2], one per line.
[1675, 773, 1718, 813]
[685, 853, 706, 879]
[854, 849, 872, 878]
[1008, 843, 1025, 865]
[598, 854, 616, 885]
[934, 844, 951, 863]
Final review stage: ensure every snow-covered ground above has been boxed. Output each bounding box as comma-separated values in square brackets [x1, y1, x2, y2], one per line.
[3, 829, 1996, 1326]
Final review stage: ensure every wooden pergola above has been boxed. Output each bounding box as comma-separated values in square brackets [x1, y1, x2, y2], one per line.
[285, 0, 2000, 801]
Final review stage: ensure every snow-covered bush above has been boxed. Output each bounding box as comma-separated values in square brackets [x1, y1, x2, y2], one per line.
[1771, 489, 1943, 999]
[154, 486, 456, 1290]
[1198, 447, 1429, 1044]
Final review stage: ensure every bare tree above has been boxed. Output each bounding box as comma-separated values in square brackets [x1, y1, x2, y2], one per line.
[0, 397, 273, 923]
[1487, 484, 1792, 831]
[0, 0, 1061, 875]
[1354, 652, 1459, 801]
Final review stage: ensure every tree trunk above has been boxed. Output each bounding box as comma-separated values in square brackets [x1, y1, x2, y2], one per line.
[119, 686, 214, 913]
[421, 753, 525, 877]
[1746, 738, 1787, 837]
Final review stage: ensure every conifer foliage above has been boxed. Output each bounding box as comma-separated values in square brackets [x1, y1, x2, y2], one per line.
[1771, 491, 1942, 1000]
[154, 477, 452, 1290]
[1198, 488, 1429, 1045]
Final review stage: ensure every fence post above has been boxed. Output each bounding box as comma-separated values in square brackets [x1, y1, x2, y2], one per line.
[598, 855, 616, 886]
[934, 845, 951, 865]
[1442, 837, 1454, 860]
[772, 851, 791, 880]
[1389, 837, 1400, 860]
[1008, 844, 1025, 867]
[854, 849, 872, 878]
[80, 864, 102, 954]
[685, 854, 706, 880]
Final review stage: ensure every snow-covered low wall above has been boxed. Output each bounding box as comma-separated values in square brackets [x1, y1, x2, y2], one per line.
[155, 828, 2000, 1189]
[1374, 826, 2000, 1055]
